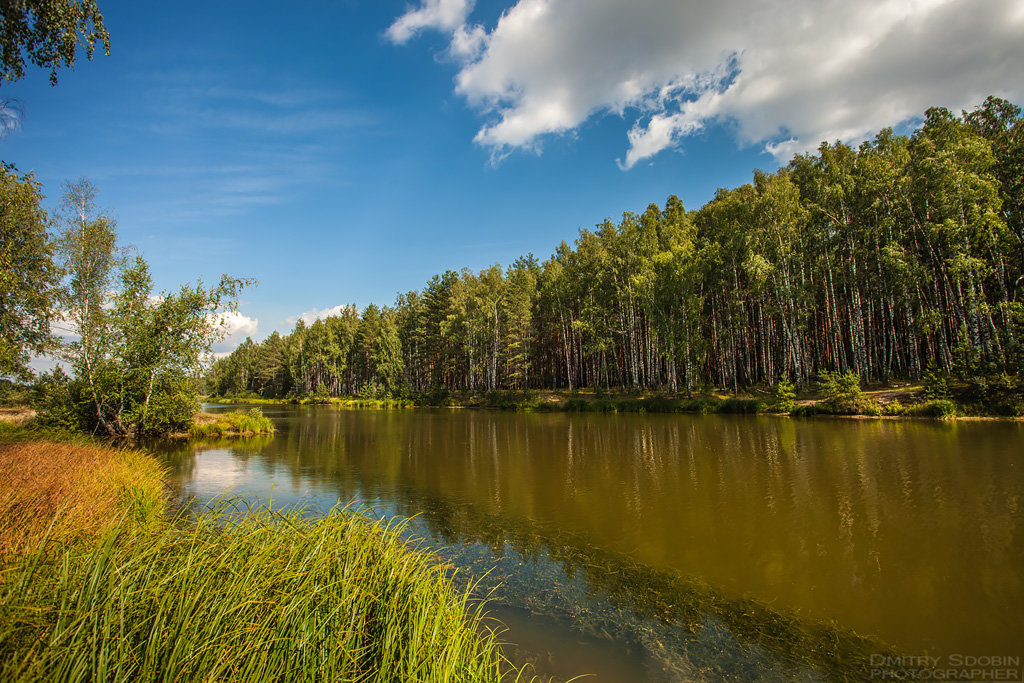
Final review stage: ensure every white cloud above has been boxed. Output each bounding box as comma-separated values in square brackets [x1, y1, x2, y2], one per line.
[391, 0, 1024, 167]
[210, 311, 259, 355]
[215, 311, 259, 338]
[285, 304, 355, 327]
[388, 0, 476, 44]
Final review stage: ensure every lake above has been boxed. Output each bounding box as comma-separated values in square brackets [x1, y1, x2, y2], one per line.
[153, 406, 1024, 681]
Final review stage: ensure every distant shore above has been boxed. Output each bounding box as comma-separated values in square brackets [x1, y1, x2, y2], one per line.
[203, 385, 1023, 421]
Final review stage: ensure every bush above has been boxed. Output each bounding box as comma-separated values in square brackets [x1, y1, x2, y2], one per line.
[31, 368, 90, 431]
[908, 399, 957, 419]
[189, 410, 274, 439]
[417, 385, 451, 407]
[771, 377, 796, 413]
[680, 397, 717, 414]
[790, 403, 818, 417]
[922, 369, 950, 400]
[0, 380, 33, 408]
[882, 399, 905, 416]
[717, 397, 765, 414]
[642, 396, 683, 413]
[815, 370, 882, 414]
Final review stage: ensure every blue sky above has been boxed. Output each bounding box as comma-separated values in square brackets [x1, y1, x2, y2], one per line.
[4, 0, 1021, 354]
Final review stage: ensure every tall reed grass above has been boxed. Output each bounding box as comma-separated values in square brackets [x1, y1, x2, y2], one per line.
[0, 505, 517, 682]
[189, 409, 275, 438]
[0, 441, 166, 555]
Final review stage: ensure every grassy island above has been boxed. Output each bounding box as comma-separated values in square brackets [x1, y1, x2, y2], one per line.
[187, 408, 276, 438]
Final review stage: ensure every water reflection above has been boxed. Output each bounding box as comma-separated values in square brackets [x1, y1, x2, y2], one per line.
[153, 407, 1024, 681]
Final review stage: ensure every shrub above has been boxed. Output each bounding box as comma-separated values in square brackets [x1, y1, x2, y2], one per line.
[680, 398, 717, 414]
[882, 400, 905, 416]
[564, 398, 590, 412]
[771, 377, 796, 413]
[922, 369, 950, 400]
[790, 404, 818, 417]
[909, 399, 957, 419]
[188, 410, 274, 439]
[717, 397, 765, 414]
[815, 370, 881, 414]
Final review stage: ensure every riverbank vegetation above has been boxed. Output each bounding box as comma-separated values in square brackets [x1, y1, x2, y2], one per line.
[1, 173, 252, 438]
[187, 408, 275, 438]
[208, 97, 1024, 418]
[0, 438, 165, 555]
[0, 434, 524, 682]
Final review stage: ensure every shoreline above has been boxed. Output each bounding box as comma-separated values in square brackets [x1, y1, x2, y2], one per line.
[200, 391, 1024, 422]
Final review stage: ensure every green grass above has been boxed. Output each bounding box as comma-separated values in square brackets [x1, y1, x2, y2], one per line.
[189, 409, 275, 438]
[0, 504, 526, 683]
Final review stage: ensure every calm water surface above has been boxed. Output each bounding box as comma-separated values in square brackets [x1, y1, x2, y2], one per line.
[154, 407, 1024, 681]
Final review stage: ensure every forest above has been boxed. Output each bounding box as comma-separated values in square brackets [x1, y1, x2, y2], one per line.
[209, 97, 1024, 400]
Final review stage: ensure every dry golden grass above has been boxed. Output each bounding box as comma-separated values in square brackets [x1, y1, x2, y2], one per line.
[0, 441, 166, 556]
[0, 408, 36, 425]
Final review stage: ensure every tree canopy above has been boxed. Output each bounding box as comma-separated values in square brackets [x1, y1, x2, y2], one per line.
[211, 97, 1024, 400]
[0, 0, 109, 86]
[20, 178, 254, 436]
[0, 164, 61, 379]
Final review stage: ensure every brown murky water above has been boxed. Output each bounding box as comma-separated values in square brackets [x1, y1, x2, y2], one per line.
[155, 407, 1024, 681]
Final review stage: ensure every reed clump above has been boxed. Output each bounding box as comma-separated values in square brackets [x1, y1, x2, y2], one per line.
[0, 505, 514, 683]
[0, 441, 166, 556]
[189, 408, 275, 438]
[0, 435, 522, 683]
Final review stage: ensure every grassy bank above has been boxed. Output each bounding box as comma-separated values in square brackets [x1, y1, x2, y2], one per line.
[207, 387, 1021, 420]
[0, 439, 167, 556]
[0, 433, 525, 682]
[208, 370, 1024, 420]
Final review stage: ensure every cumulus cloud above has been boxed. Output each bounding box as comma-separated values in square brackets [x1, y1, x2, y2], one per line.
[389, 0, 1024, 167]
[387, 0, 476, 43]
[210, 311, 258, 355]
[285, 304, 355, 327]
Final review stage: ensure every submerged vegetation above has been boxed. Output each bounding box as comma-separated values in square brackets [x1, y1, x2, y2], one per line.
[401, 487, 904, 682]
[0, 433, 526, 682]
[209, 98, 1024, 418]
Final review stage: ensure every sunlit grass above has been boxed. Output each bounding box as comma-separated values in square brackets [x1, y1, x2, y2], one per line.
[0, 436, 528, 682]
[0, 440, 166, 556]
[0, 504, 520, 683]
[189, 409, 275, 438]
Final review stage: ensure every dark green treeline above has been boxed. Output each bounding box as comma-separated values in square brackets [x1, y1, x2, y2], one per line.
[210, 98, 1024, 398]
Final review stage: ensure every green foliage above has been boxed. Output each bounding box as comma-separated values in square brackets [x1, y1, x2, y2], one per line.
[188, 410, 274, 439]
[207, 97, 1023, 412]
[416, 385, 452, 407]
[817, 370, 862, 403]
[789, 404, 819, 418]
[0, 0, 110, 86]
[716, 397, 765, 414]
[922, 369, 950, 399]
[771, 377, 796, 413]
[52, 180, 252, 436]
[0, 166, 61, 380]
[815, 370, 877, 414]
[0, 379, 33, 407]
[906, 399, 958, 419]
[30, 366, 89, 430]
[951, 373, 1024, 416]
